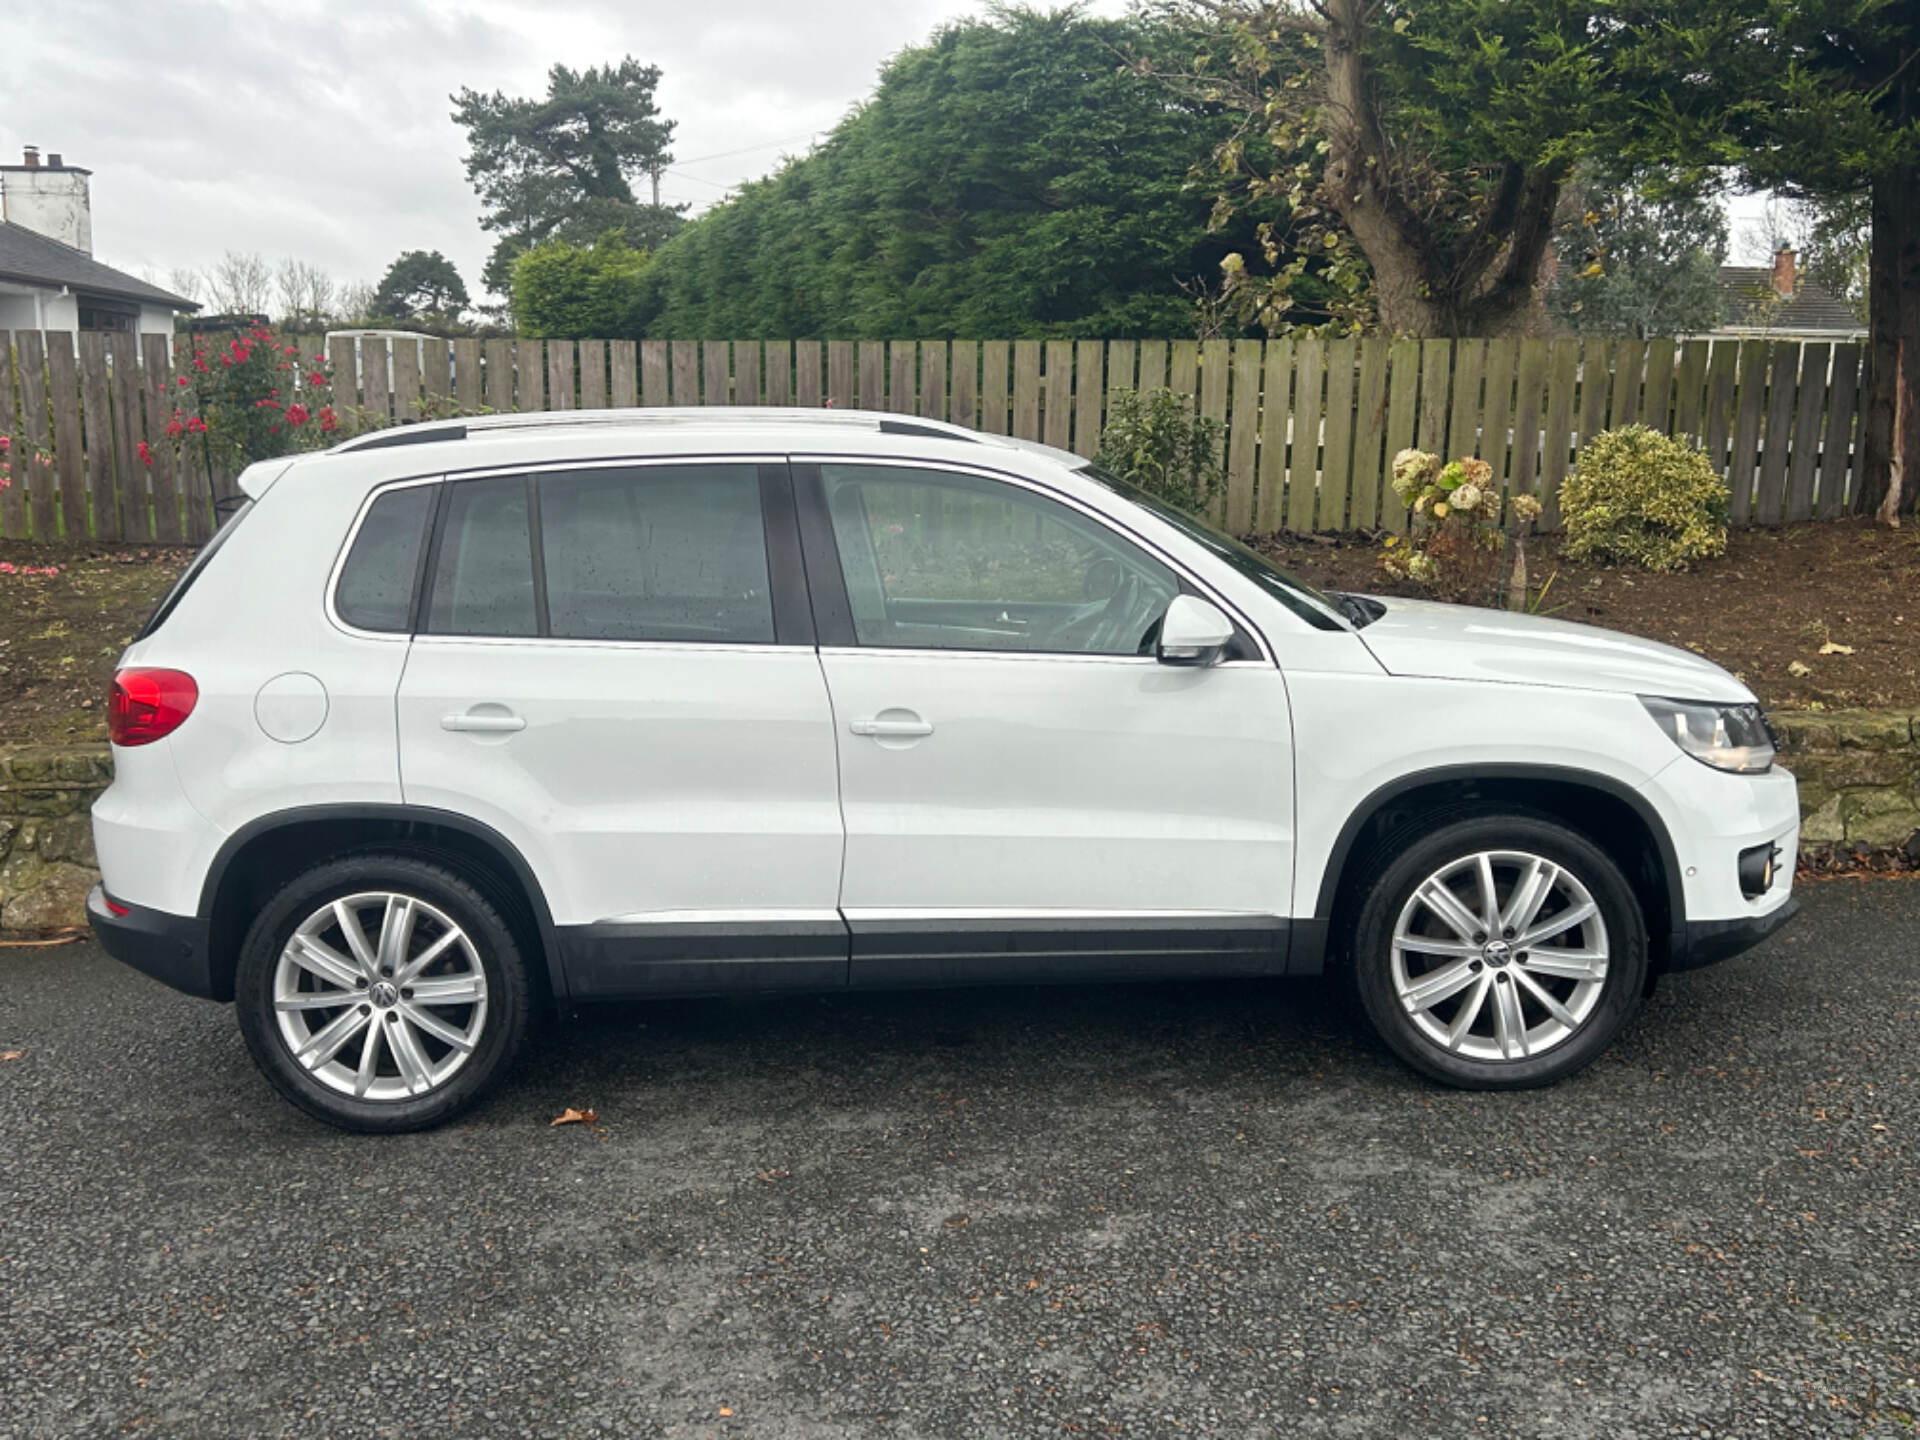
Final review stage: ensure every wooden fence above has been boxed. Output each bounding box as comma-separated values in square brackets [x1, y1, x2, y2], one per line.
[0, 332, 1867, 544]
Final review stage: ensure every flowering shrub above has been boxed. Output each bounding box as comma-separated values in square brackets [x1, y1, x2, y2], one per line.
[0, 433, 54, 493]
[1093, 388, 1224, 516]
[1382, 448, 1542, 603]
[1560, 425, 1728, 572]
[161, 325, 338, 474]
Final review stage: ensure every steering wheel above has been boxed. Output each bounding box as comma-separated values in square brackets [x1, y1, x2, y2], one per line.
[1082, 555, 1125, 602]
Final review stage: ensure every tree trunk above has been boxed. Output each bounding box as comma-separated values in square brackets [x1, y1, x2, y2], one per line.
[1857, 170, 1920, 522]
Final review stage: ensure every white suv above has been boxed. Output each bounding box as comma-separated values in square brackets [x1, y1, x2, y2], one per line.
[87, 409, 1801, 1131]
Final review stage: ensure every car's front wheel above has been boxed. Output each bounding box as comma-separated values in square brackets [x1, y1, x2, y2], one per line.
[235, 854, 530, 1132]
[1349, 815, 1649, 1089]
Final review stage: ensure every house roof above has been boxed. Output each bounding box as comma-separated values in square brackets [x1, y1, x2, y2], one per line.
[1715, 266, 1862, 335]
[0, 221, 199, 311]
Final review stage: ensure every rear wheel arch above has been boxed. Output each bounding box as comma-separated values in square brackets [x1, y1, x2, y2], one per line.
[200, 806, 562, 1005]
[1313, 766, 1683, 975]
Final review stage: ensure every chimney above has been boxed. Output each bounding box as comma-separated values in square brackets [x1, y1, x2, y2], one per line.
[0, 149, 93, 254]
[47, 152, 63, 169]
[1772, 247, 1797, 299]
[21, 145, 38, 169]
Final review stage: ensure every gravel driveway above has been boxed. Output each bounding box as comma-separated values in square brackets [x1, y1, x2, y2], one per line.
[2, 879, 1916, 1439]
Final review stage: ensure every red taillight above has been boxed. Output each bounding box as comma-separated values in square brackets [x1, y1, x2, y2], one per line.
[108, 668, 198, 746]
[102, 894, 131, 917]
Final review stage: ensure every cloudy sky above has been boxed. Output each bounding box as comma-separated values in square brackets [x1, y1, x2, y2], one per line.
[0, 0, 1122, 302]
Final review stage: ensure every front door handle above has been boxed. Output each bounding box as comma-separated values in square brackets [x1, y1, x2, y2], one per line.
[850, 713, 933, 739]
[442, 708, 526, 734]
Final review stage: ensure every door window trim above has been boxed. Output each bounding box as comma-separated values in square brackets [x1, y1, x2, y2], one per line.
[790, 455, 1273, 665]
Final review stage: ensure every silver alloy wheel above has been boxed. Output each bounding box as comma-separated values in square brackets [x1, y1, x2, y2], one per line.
[272, 891, 489, 1101]
[1390, 850, 1609, 1063]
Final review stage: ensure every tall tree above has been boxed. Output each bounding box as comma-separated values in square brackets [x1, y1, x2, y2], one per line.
[372, 250, 470, 325]
[1550, 173, 1729, 337]
[452, 59, 686, 297]
[1173, 0, 1617, 337]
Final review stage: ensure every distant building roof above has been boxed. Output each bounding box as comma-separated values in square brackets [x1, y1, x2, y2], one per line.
[1713, 263, 1862, 338]
[0, 221, 199, 311]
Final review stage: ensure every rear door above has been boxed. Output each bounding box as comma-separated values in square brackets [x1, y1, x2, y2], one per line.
[394, 459, 847, 997]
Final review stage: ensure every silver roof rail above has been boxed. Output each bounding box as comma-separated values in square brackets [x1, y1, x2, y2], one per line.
[330, 406, 983, 454]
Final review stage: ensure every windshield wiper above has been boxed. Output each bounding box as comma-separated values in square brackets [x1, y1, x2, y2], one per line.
[1331, 592, 1383, 629]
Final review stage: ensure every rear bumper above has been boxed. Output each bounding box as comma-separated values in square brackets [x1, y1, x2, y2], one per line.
[1670, 896, 1801, 972]
[85, 885, 219, 1000]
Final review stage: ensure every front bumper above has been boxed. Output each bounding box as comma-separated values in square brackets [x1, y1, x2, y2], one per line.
[1672, 896, 1801, 972]
[85, 885, 218, 1000]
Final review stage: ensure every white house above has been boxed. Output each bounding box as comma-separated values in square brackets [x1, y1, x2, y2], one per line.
[0, 146, 198, 336]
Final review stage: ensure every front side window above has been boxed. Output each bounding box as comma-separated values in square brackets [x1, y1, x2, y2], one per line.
[821, 464, 1179, 655]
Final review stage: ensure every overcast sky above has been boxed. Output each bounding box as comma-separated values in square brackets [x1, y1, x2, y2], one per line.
[0, 0, 1123, 302]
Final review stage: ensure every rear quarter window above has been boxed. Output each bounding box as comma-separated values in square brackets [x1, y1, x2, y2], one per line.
[335, 485, 436, 632]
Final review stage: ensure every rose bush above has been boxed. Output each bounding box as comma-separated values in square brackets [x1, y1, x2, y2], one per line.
[151, 325, 338, 475]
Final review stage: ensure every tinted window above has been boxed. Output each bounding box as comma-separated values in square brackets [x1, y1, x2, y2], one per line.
[821, 464, 1178, 655]
[336, 485, 433, 632]
[539, 465, 774, 644]
[426, 475, 537, 636]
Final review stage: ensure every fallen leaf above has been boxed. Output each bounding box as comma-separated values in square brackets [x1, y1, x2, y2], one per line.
[551, 1107, 597, 1127]
[1787, 660, 1813, 678]
[0, 1051, 21, 1062]
[1818, 642, 1855, 655]
[756, 1168, 790, 1183]
[718, 1407, 734, 1417]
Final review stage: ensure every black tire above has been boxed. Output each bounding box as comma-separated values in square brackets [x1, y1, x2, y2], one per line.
[1348, 814, 1649, 1090]
[235, 853, 531, 1133]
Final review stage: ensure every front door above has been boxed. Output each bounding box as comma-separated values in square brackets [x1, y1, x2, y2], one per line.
[395, 460, 846, 997]
[796, 460, 1296, 987]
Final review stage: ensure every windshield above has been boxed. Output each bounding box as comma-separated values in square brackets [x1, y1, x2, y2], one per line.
[1075, 463, 1355, 632]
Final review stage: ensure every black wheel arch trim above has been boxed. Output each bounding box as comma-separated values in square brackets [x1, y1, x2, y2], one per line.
[1310, 763, 1690, 966]
[199, 803, 567, 999]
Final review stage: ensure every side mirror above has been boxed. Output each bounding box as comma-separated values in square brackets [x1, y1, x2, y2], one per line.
[1156, 594, 1234, 667]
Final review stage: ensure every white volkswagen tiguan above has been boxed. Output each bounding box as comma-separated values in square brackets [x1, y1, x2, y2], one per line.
[87, 409, 1800, 1131]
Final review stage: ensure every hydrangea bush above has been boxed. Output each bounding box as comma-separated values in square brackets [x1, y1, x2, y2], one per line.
[1381, 448, 1541, 602]
[1559, 425, 1728, 572]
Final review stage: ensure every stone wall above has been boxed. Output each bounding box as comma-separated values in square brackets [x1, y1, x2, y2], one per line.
[3, 712, 1916, 933]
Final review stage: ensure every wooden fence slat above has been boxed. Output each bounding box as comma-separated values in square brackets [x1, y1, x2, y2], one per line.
[828, 341, 856, 409]
[1106, 340, 1137, 408]
[1755, 342, 1800, 524]
[703, 340, 731, 405]
[46, 332, 87, 538]
[1319, 336, 1358, 532]
[1446, 339, 1484, 462]
[1702, 340, 1740, 476]
[79, 333, 119, 540]
[1073, 340, 1104, 458]
[883, 341, 910, 415]
[392, 337, 422, 422]
[106, 332, 144, 540]
[639, 341, 668, 406]
[1673, 340, 1710, 441]
[171, 335, 213, 542]
[16, 331, 53, 539]
[920, 342, 946, 422]
[1198, 339, 1231, 522]
[1727, 340, 1771, 523]
[452, 338, 481, 414]
[1137, 340, 1167, 393]
[546, 340, 575, 411]
[0, 335, 22, 539]
[1479, 339, 1516, 489]
[763, 341, 791, 407]
[1785, 342, 1830, 521]
[1226, 338, 1262, 531]
[361, 338, 393, 431]
[1254, 338, 1293, 534]
[979, 341, 1009, 434]
[1642, 338, 1676, 432]
[1168, 341, 1198, 403]
[1507, 339, 1548, 512]
[609, 341, 638, 408]
[733, 342, 761, 406]
[797, 342, 824, 408]
[1609, 338, 1644, 426]
[577, 339, 607, 409]
[949, 341, 975, 427]
[1284, 336, 1321, 534]
[1382, 339, 1422, 534]
[1012, 341, 1042, 440]
[858, 341, 885, 411]
[420, 337, 452, 418]
[1043, 340, 1074, 450]
[139, 334, 181, 544]
[1417, 340, 1451, 454]
[481, 338, 510, 413]
[1819, 343, 1862, 518]
[1349, 337, 1391, 532]
[1541, 339, 1580, 530]
[670, 340, 698, 406]
[1578, 340, 1613, 452]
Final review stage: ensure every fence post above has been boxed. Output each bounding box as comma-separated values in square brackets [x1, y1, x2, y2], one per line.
[139, 334, 181, 544]
[78, 333, 119, 541]
[0, 334, 23, 539]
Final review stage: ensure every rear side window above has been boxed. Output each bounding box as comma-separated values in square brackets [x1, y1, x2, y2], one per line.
[538, 465, 774, 644]
[137, 499, 254, 639]
[426, 475, 538, 636]
[335, 485, 434, 632]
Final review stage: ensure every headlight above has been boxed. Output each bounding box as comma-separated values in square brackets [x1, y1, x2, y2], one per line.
[1641, 696, 1775, 774]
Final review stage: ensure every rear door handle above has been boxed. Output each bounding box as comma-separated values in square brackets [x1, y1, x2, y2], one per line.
[442, 709, 526, 734]
[850, 715, 933, 738]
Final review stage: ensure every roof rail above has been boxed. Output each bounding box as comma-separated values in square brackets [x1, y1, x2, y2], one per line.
[329, 406, 983, 455]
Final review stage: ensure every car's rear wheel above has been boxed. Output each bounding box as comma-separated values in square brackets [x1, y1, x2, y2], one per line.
[1349, 815, 1649, 1089]
[235, 854, 530, 1132]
